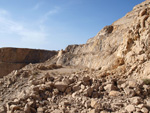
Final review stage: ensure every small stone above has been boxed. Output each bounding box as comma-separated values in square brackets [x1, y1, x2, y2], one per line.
[86, 87, 93, 97]
[130, 96, 141, 105]
[85, 100, 91, 108]
[54, 82, 68, 92]
[100, 111, 108, 113]
[113, 103, 124, 107]
[120, 83, 127, 89]
[10, 105, 20, 112]
[73, 85, 81, 91]
[32, 85, 39, 92]
[0, 106, 5, 113]
[128, 81, 137, 88]
[137, 104, 144, 108]
[125, 105, 135, 112]
[136, 107, 141, 112]
[91, 99, 102, 109]
[70, 108, 77, 113]
[104, 84, 117, 92]
[88, 109, 100, 113]
[24, 104, 31, 113]
[146, 99, 150, 106]
[81, 84, 85, 90]
[53, 89, 59, 95]
[51, 109, 63, 113]
[62, 78, 70, 85]
[91, 99, 98, 108]
[72, 92, 77, 98]
[124, 87, 135, 96]
[83, 76, 91, 82]
[92, 92, 99, 98]
[37, 107, 44, 113]
[109, 91, 120, 97]
[141, 107, 149, 113]
[65, 87, 72, 93]
[62, 101, 71, 106]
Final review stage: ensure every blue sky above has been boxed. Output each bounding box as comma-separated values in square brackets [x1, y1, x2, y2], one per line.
[0, 0, 145, 50]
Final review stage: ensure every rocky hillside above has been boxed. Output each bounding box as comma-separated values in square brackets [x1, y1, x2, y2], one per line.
[56, 0, 150, 72]
[0, 48, 57, 78]
[0, 0, 150, 113]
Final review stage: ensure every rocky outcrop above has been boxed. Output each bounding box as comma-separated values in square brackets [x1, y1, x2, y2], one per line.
[55, 0, 150, 73]
[0, 48, 57, 78]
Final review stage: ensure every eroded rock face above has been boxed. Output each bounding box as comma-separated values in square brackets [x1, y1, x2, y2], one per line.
[0, 48, 57, 78]
[55, 0, 150, 73]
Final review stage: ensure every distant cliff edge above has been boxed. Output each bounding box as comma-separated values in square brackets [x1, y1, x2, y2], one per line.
[0, 47, 57, 78]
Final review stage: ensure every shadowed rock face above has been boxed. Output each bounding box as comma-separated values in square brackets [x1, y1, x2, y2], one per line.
[0, 48, 57, 77]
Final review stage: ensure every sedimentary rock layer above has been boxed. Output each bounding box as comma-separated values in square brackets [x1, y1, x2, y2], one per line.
[0, 48, 57, 77]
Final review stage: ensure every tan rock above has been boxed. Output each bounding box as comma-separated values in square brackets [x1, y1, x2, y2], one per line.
[73, 85, 81, 92]
[37, 107, 44, 113]
[24, 104, 31, 113]
[51, 109, 63, 113]
[125, 105, 135, 112]
[10, 105, 20, 112]
[128, 81, 137, 88]
[91, 99, 102, 109]
[104, 84, 117, 92]
[124, 87, 135, 96]
[57, 49, 63, 58]
[81, 84, 85, 90]
[141, 107, 149, 113]
[109, 91, 120, 97]
[54, 82, 68, 92]
[83, 76, 91, 82]
[130, 96, 141, 105]
[85, 100, 91, 108]
[100, 111, 108, 113]
[86, 87, 94, 97]
[65, 87, 72, 93]
[88, 109, 100, 113]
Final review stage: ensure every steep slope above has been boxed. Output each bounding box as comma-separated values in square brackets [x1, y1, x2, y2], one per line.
[0, 48, 57, 78]
[56, 0, 150, 74]
[0, 0, 150, 113]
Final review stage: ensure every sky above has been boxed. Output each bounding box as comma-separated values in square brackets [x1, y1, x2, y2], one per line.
[0, 0, 145, 50]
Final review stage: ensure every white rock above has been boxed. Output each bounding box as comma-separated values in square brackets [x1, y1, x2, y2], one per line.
[37, 107, 44, 113]
[141, 107, 149, 113]
[104, 84, 117, 92]
[125, 105, 135, 112]
[54, 82, 68, 92]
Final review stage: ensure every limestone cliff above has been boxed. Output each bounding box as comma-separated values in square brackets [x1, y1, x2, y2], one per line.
[56, 0, 150, 75]
[0, 48, 57, 77]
